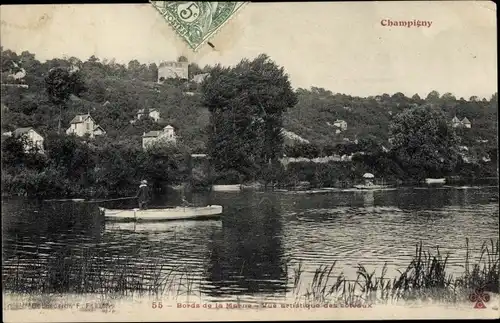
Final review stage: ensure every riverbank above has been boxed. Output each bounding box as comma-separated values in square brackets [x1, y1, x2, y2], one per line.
[2, 175, 498, 201]
[2, 131, 498, 199]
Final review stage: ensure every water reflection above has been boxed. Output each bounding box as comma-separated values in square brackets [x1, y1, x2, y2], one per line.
[360, 190, 374, 207]
[1, 186, 499, 300]
[202, 193, 287, 297]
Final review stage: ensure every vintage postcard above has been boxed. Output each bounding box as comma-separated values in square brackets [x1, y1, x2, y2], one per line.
[1, 1, 498, 322]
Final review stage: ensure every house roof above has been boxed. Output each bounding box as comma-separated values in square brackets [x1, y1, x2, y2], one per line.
[69, 114, 93, 124]
[94, 125, 106, 132]
[452, 116, 460, 122]
[13, 127, 34, 136]
[462, 117, 471, 124]
[334, 119, 346, 123]
[164, 125, 174, 129]
[143, 131, 162, 138]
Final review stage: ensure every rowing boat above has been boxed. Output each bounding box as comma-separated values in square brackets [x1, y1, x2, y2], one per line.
[99, 205, 223, 222]
[212, 184, 241, 192]
[425, 178, 446, 184]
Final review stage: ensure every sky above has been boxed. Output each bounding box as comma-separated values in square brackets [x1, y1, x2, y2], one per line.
[0, 2, 497, 99]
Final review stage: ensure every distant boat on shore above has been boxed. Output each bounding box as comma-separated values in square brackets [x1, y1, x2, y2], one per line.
[212, 184, 241, 192]
[353, 184, 392, 190]
[425, 178, 446, 185]
[240, 182, 264, 190]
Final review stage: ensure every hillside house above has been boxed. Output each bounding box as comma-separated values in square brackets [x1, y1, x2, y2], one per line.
[461, 117, 471, 128]
[142, 125, 177, 149]
[4, 127, 44, 153]
[333, 119, 348, 131]
[452, 116, 472, 128]
[137, 108, 161, 122]
[192, 73, 209, 84]
[66, 113, 106, 138]
[158, 61, 188, 83]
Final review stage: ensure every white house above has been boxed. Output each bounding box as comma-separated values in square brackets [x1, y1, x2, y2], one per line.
[5, 127, 45, 153]
[66, 113, 106, 138]
[157, 61, 188, 83]
[137, 108, 161, 122]
[142, 125, 177, 149]
[333, 119, 348, 131]
[462, 117, 471, 128]
[192, 73, 209, 84]
[451, 116, 472, 128]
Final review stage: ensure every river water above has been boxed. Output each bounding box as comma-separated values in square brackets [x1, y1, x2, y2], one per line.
[2, 185, 499, 302]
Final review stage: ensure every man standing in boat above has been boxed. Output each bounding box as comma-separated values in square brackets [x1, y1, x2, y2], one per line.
[136, 180, 151, 209]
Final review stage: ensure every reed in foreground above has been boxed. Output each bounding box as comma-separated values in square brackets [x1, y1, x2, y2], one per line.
[288, 238, 499, 305]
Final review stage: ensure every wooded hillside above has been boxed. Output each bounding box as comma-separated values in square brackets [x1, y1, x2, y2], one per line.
[1, 47, 497, 154]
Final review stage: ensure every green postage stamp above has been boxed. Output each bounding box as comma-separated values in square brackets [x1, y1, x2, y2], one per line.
[150, 1, 247, 51]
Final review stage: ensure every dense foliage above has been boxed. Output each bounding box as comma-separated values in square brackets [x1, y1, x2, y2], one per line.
[1, 47, 497, 196]
[389, 104, 461, 179]
[1, 134, 190, 198]
[202, 54, 298, 181]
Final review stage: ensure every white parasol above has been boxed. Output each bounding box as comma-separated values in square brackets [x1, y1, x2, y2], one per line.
[363, 173, 375, 179]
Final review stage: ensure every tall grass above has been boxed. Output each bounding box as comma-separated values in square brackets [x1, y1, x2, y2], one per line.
[288, 239, 499, 305]
[2, 244, 200, 300]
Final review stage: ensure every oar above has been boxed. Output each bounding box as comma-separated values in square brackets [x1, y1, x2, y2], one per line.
[86, 196, 137, 203]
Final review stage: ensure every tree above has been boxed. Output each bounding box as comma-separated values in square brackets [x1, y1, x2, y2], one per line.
[148, 63, 158, 82]
[202, 54, 297, 180]
[426, 90, 440, 102]
[188, 62, 203, 79]
[441, 92, 456, 101]
[142, 142, 190, 190]
[389, 104, 461, 179]
[411, 93, 422, 103]
[45, 67, 87, 134]
[1, 135, 28, 169]
[358, 135, 382, 155]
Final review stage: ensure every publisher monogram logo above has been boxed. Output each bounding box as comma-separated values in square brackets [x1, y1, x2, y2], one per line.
[469, 289, 490, 309]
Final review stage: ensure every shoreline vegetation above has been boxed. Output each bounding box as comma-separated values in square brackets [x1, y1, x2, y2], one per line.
[3, 239, 499, 305]
[1, 48, 498, 199]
